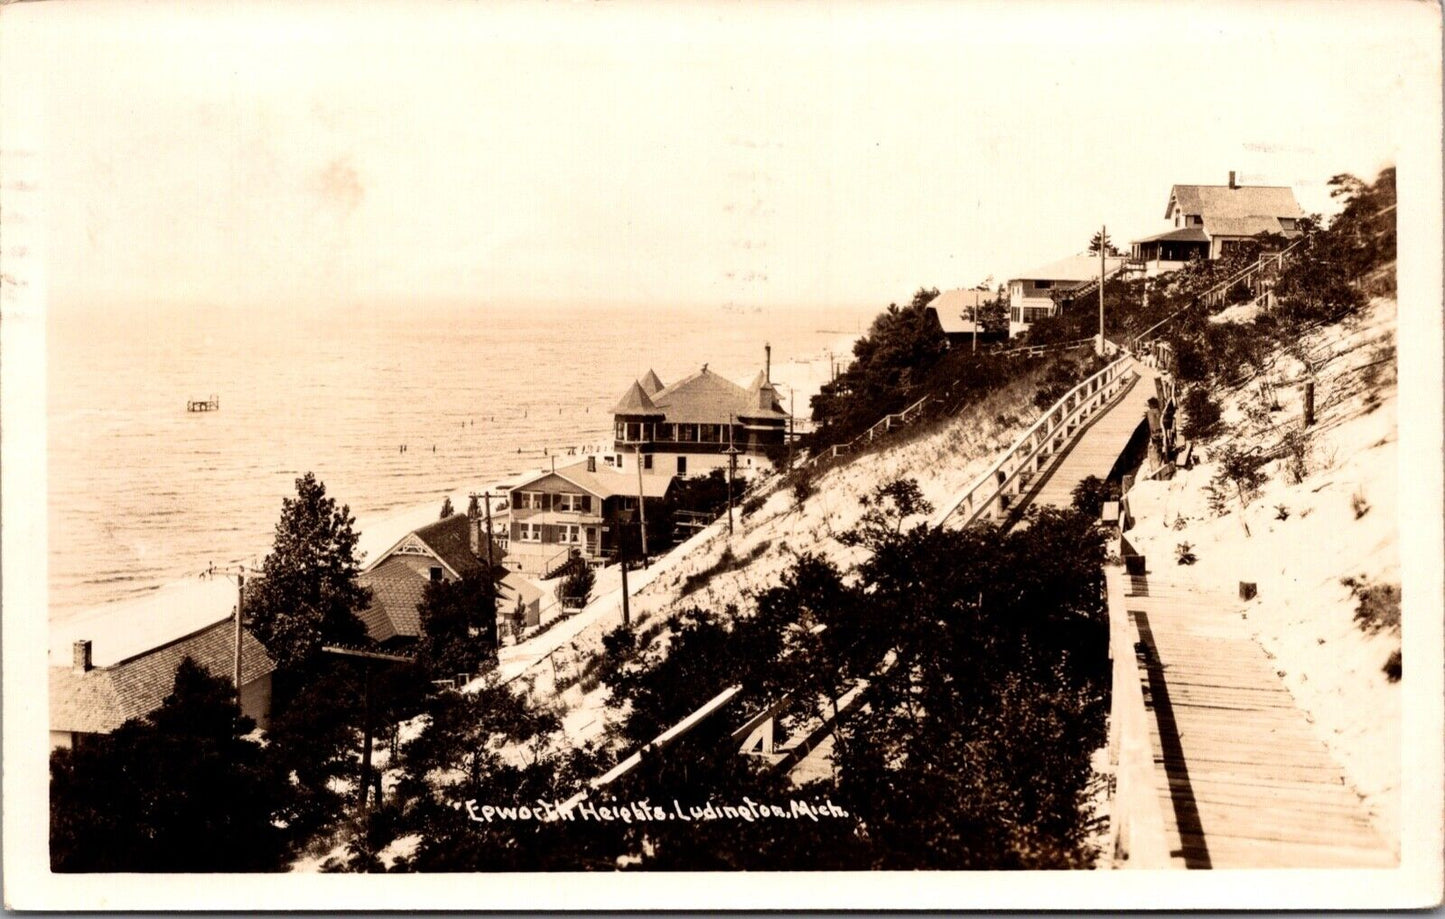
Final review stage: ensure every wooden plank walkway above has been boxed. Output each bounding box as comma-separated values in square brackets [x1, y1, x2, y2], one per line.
[1116, 572, 1395, 868]
[1023, 360, 1158, 511]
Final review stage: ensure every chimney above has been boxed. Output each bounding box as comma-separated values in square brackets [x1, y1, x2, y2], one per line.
[1228, 170, 1237, 189]
[73, 639, 92, 674]
[765, 343, 772, 383]
[587, 455, 597, 473]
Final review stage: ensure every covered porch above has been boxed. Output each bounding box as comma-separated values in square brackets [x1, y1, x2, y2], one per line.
[1130, 227, 1209, 277]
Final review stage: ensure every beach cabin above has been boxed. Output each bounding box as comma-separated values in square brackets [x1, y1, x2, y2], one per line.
[50, 617, 276, 749]
[607, 365, 789, 478]
[1131, 173, 1303, 276]
[506, 458, 674, 575]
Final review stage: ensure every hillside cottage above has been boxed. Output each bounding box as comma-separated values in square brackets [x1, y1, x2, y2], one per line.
[1130, 173, 1303, 275]
[923, 288, 1007, 347]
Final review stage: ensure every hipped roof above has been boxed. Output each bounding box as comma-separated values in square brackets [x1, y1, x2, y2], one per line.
[611, 380, 665, 416]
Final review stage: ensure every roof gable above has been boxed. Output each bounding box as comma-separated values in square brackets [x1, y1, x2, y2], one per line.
[412, 514, 485, 578]
[639, 369, 665, 395]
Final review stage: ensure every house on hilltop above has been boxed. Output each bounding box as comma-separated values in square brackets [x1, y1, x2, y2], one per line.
[50, 616, 276, 749]
[505, 457, 674, 575]
[1007, 255, 1127, 338]
[607, 364, 789, 478]
[1131, 172, 1303, 275]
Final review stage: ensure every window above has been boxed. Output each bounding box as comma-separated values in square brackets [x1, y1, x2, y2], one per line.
[1034, 280, 1052, 290]
[1190, 215, 1204, 226]
[557, 493, 585, 512]
[614, 421, 626, 440]
[429, 566, 443, 582]
[519, 523, 542, 542]
[700, 424, 719, 443]
[1022, 305, 1053, 323]
[643, 454, 653, 471]
[676, 455, 688, 475]
[520, 491, 545, 510]
[561, 524, 582, 544]
[657, 424, 675, 442]
[1279, 218, 1298, 231]
[679, 424, 697, 442]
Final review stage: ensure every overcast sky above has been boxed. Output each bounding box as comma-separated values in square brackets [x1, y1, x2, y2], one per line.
[2, 0, 1432, 314]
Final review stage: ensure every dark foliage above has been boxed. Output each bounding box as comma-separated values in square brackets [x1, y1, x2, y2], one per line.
[51, 659, 290, 872]
[244, 473, 371, 673]
[416, 569, 500, 681]
[1179, 385, 1222, 440]
[1070, 475, 1116, 519]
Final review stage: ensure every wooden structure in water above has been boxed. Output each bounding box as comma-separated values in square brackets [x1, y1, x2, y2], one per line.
[186, 394, 220, 412]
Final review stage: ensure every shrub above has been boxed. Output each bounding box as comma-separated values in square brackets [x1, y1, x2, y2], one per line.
[1341, 576, 1400, 635]
[1383, 649, 1401, 682]
[560, 563, 596, 608]
[1280, 430, 1311, 484]
[1175, 542, 1197, 565]
[1180, 386, 1222, 441]
[1351, 487, 1371, 519]
[741, 493, 767, 519]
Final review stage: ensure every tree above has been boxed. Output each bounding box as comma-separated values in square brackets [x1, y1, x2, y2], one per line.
[416, 570, 499, 681]
[439, 496, 454, 519]
[245, 473, 371, 672]
[50, 659, 290, 872]
[1088, 229, 1122, 257]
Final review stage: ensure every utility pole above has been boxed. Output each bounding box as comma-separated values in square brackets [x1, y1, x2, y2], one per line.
[725, 414, 739, 536]
[618, 517, 631, 628]
[971, 293, 978, 354]
[1098, 224, 1107, 357]
[483, 491, 497, 639]
[233, 572, 244, 701]
[634, 445, 648, 563]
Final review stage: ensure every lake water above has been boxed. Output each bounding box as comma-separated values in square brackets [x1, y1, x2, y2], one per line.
[47, 300, 876, 618]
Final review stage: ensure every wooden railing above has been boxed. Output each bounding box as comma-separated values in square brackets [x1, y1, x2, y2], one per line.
[932, 356, 1138, 529]
[1103, 563, 1170, 868]
[1005, 337, 1095, 359]
[804, 393, 931, 468]
[1200, 238, 1303, 309]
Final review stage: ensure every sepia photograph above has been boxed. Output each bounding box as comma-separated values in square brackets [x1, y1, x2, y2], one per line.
[3, 0, 1441, 910]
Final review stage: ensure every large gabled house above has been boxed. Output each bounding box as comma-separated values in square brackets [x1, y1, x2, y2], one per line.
[1131, 172, 1303, 275]
[505, 457, 674, 575]
[358, 507, 539, 644]
[50, 606, 276, 749]
[607, 365, 790, 478]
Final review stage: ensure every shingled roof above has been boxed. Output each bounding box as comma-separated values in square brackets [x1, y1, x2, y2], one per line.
[611, 380, 665, 416]
[357, 556, 432, 641]
[50, 619, 275, 735]
[924, 288, 990, 334]
[515, 461, 675, 500]
[639, 369, 665, 395]
[626, 366, 788, 424]
[1166, 184, 1303, 221]
[411, 514, 486, 577]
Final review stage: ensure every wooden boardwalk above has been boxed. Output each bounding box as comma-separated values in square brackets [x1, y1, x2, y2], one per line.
[1114, 572, 1395, 869]
[1022, 360, 1158, 511]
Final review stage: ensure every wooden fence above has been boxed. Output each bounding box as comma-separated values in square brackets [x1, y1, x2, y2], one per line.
[803, 393, 931, 469]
